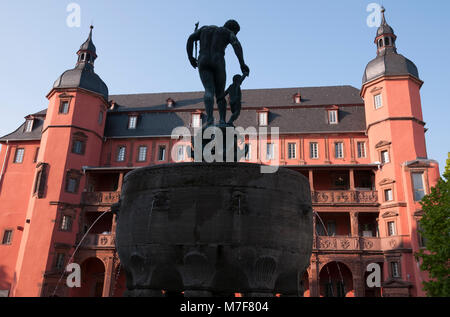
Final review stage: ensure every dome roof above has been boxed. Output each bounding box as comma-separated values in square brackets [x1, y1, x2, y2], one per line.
[52, 26, 108, 100]
[53, 63, 108, 100]
[362, 51, 419, 84]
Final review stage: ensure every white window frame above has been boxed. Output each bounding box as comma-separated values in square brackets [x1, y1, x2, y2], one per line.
[259, 112, 268, 126]
[128, 116, 138, 129]
[357, 142, 366, 158]
[60, 215, 72, 231]
[158, 145, 166, 161]
[266, 143, 275, 160]
[287, 142, 296, 159]
[25, 119, 34, 132]
[328, 110, 338, 124]
[14, 148, 25, 163]
[384, 188, 393, 201]
[387, 221, 396, 236]
[192, 114, 201, 128]
[137, 146, 147, 162]
[117, 146, 126, 162]
[381, 150, 390, 164]
[335, 142, 344, 159]
[176, 145, 185, 161]
[310, 142, 319, 159]
[412, 172, 426, 201]
[374, 94, 382, 109]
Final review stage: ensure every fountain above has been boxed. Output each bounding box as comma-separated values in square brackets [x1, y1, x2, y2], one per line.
[112, 19, 313, 297]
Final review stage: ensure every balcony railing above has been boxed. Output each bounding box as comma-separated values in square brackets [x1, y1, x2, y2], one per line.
[314, 235, 405, 251]
[311, 190, 378, 205]
[81, 233, 115, 248]
[82, 191, 120, 205]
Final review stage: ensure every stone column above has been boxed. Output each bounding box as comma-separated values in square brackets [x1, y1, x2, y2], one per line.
[308, 170, 314, 192]
[117, 172, 124, 191]
[309, 255, 320, 297]
[349, 169, 355, 190]
[350, 212, 359, 237]
[102, 256, 114, 297]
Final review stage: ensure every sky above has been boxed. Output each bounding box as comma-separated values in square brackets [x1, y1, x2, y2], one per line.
[0, 0, 448, 172]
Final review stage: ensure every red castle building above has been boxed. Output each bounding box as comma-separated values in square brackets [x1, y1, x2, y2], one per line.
[0, 10, 441, 297]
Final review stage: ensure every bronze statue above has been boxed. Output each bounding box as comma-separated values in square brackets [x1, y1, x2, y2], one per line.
[224, 73, 247, 126]
[187, 19, 250, 126]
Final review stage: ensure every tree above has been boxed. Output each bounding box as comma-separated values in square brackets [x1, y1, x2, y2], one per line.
[415, 153, 450, 297]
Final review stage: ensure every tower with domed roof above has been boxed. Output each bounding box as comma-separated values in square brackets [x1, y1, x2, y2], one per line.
[11, 27, 110, 296]
[361, 7, 440, 297]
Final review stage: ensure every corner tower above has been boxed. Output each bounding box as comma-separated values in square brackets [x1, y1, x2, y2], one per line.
[361, 8, 440, 297]
[11, 26, 109, 296]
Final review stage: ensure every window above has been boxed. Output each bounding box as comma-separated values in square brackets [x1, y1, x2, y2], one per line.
[117, 146, 126, 162]
[24, 119, 33, 132]
[66, 177, 78, 193]
[60, 215, 72, 231]
[245, 143, 251, 161]
[2, 230, 12, 245]
[259, 112, 268, 126]
[384, 37, 390, 46]
[137, 146, 147, 162]
[55, 253, 65, 270]
[417, 220, 427, 247]
[98, 111, 104, 125]
[381, 150, 389, 164]
[59, 101, 69, 114]
[357, 142, 366, 158]
[412, 172, 425, 201]
[374, 94, 382, 109]
[176, 145, 185, 161]
[266, 143, 275, 160]
[33, 163, 48, 198]
[14, 148, 25, 163]
[391, 262, 400, 278]
[310, 142, 319, 159]
[387, 221, 396, 236]
[287, 143, 296, 159]
[158, 145, 166, 161]
[384, 189, 393, 201]
[328, 110, 338, 124]
[335, 142, 344, 159]
[33, 147, 40, 163]
[192, 114, 201, 128]
[72, 140, 85, 155]
[128, 116, 137, 129]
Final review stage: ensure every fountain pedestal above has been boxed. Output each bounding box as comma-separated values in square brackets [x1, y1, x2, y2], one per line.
[114, 162, 313, 296]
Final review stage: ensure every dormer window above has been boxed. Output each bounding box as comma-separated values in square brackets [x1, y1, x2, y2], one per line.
[328, 110, 338, 124]
[293, 93, 301, 104]
[24, 119, 34, 133]
[166, 98, 175, 108]
[192, 113, 201, 128]
[258, 111, 268, 126]
[128, 115, 138, 129]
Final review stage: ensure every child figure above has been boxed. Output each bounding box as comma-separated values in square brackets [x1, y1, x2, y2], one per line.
[224, 73, 247, 126]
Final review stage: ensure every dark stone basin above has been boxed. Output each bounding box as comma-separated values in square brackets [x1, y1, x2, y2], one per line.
[114, 162, 312, 296]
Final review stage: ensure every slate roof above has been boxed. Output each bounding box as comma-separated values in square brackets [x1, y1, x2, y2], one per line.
[0, 110, 46, 142]
[0, 85, 366, 142]
[109, 85, 363, 112]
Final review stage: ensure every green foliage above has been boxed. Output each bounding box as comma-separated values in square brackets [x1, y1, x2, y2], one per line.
[415, 153, 450, 297]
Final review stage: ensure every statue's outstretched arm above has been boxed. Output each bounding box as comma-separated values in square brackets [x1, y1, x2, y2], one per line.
[229, 33, 250, 76]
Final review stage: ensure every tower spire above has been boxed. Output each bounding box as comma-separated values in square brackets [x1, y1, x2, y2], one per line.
[375, 7, 397, 56]
[76, 25, 97, 67]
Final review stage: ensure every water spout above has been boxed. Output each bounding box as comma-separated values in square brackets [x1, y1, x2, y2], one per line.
[52, 209, 110, 296]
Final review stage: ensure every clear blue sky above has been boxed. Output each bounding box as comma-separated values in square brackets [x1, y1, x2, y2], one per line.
[0, 0, 448, 172]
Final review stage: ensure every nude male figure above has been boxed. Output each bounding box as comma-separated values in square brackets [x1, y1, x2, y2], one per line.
[186, 19, 250, 126]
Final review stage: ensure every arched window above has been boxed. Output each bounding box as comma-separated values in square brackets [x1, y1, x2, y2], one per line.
[384, 37, 390, 46]
[378, 39, 383, 48]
